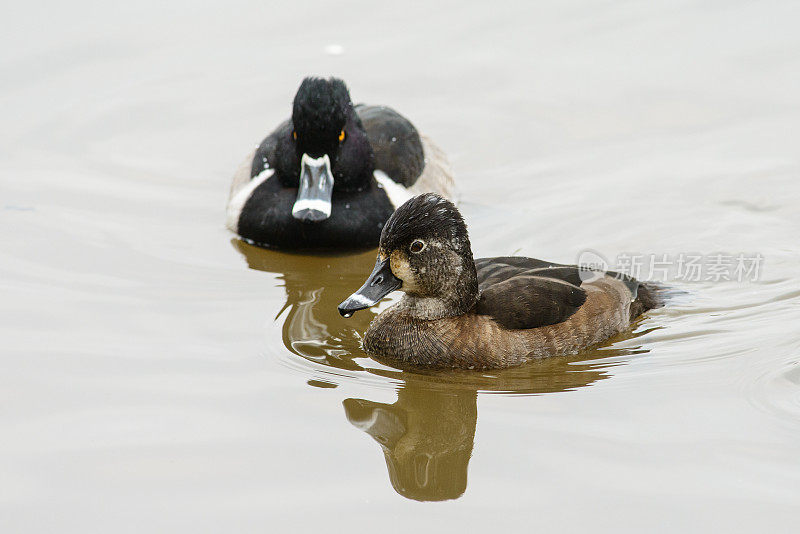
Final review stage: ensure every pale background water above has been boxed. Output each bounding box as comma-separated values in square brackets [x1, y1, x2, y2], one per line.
[2, 1, 800, 532]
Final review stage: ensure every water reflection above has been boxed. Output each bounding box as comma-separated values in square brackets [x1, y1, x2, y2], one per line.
[231, 239, 377, 370]
[344, 383, 476, 501]
[343, 353, 633, 501]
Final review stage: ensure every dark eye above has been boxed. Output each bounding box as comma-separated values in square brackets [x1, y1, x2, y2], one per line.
[338, 129, 346, 142]
[409, 239, 426, 253]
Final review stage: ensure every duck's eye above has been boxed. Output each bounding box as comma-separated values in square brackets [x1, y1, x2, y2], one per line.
[292, 130, 297, 140]
[409, 239, 426, 254]
[338, 129, 346, 142]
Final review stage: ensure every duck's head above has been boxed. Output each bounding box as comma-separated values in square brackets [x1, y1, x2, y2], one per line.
[338, 193, 478, 319]
[288, 77, 374, 222]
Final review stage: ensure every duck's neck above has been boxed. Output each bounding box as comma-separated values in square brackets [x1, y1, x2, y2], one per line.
[397, 295, 459, 320]
[398, 258, 478, 321]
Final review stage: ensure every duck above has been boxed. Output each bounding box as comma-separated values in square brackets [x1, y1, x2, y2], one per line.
[226, 77, 455, 250]
[337, 193, 663, 370]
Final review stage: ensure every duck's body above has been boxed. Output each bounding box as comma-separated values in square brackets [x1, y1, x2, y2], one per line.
[226, 78, 454, 250]
[364, 260, 658, 369]
[339, 194, 662, 370]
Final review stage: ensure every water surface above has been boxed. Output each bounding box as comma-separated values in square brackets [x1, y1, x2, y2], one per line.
[2, 1, 800, 532]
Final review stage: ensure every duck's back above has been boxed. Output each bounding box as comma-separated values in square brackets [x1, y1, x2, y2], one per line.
[356, 104, 456, 200]
[356, 105, 424, 186]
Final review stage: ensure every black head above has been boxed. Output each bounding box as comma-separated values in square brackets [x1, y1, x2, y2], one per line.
[289, 77, 374, 191]
[338, 194, 478, 319]
[292, 77, 349, 158]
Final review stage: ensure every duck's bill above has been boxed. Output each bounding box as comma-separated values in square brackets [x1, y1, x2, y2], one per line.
[292, 153, 334, 222]
[338, 257, 402, 317]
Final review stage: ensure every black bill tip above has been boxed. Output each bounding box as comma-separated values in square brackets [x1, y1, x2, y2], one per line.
[338, 257, 402, 318]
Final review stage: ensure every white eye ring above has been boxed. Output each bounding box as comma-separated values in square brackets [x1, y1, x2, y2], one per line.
[409, 239, 426, 253]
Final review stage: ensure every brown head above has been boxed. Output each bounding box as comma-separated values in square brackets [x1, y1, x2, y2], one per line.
[338, 193, 479, 320]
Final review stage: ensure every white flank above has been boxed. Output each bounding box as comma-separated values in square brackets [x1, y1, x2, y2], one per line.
[225, 167, 274, 232]
[374, 170, 413, 209]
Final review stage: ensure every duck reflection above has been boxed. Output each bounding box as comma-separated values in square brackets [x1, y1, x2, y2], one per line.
[344, 385, 475, 502]
[343, 350, 636, 501]
[231, 239, 377, 370]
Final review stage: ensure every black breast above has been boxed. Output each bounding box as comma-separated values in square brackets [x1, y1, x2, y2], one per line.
[238, 177, 395, 250]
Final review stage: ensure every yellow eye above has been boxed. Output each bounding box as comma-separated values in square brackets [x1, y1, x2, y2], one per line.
[338, 130, 346, 142]
[292, 131, 297, 140]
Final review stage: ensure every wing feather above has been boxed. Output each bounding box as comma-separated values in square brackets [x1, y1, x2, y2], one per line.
[474, 257, 588, 330]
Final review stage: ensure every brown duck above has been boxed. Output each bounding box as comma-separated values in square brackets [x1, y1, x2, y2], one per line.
[338, 193, 662, 370]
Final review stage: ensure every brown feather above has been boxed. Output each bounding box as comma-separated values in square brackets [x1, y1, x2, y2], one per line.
[364, 277, 642, 370]
[476, 276, 586, 329]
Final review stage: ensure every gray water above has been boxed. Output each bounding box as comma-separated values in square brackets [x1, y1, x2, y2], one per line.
[2, 1, 800, 532]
